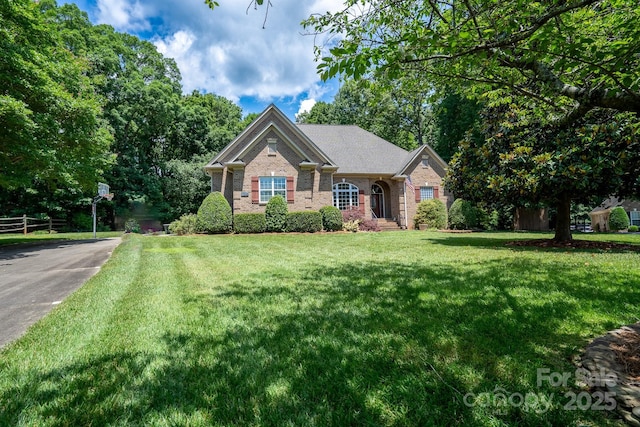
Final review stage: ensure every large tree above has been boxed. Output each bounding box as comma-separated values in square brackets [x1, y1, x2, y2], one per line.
[304, 0, 640, 122]
[447, 105, 640, 241]
[0, 0, 112, 192]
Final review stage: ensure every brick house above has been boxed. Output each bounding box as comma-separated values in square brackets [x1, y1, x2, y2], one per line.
[204, 104, 449, 229]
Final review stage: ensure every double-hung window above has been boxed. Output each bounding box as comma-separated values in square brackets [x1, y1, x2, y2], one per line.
[259, 176, 286, 203]
[630, 210, 640, 226]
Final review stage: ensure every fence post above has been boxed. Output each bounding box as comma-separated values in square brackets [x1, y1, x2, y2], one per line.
[23, 214, 27, 235]
[49, 218, 52, 234]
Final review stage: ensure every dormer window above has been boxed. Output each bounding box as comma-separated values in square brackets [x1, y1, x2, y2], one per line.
[267, 138, 277, 155]
[421, 155, 429, 167]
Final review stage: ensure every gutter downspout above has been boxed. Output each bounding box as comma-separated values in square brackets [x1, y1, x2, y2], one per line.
[403, 181, 409, 229]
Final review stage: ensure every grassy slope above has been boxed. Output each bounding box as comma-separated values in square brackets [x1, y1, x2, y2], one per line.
[0, 232, 638, 426]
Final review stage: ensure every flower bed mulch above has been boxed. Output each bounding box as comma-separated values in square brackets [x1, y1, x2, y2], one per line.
[506, 238, 640, 252]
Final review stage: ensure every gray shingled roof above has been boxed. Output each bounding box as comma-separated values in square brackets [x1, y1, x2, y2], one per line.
[296, 124, 411, 175]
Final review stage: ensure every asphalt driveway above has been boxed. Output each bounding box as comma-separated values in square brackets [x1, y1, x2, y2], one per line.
[0, 238, 121, 349]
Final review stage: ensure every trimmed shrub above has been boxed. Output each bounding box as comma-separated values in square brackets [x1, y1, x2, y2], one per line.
[413, 199, 448, 230]
[234, 213, 266, 234]
[609, 206, 630, 231]
[265, 195, 288, 232]
[629, 225, 639, 232]
[286, 211, 323, 233]
[319, 205, 343, 231]
[196, 192, 233, 234]
[124, 218, 141, 233]
[448, 199, 479, 230]
[342, 206, 363, 232]
[359, 219, 380, 232]
[169, 214, 198, 235]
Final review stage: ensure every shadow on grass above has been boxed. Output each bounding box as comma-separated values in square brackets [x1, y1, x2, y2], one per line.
[423, 233, 640, 253]
[1, 258, 635, 426]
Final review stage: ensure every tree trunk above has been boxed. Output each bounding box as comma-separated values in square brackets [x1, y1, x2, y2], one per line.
[554, 196, 573, 242]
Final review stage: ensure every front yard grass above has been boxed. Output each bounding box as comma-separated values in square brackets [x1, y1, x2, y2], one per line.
[0, 231, 638, 426]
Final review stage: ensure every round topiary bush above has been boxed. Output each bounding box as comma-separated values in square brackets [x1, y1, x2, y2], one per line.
[319, 205, 343, 231]
[265, 195, 288, 232]
[196, 192, 233, 234]
[609, 206, 630, 231]
[413, 199, 447, 230]
[448, 199, 479, 230]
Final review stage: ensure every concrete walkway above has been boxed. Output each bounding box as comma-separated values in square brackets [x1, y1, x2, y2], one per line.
[0, 238, 121, 349]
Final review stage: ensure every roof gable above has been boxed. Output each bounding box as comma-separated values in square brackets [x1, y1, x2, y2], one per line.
[205, 105, 336, 170]
[397, 144, 448, 177]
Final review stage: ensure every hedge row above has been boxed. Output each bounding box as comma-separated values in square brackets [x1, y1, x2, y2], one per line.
[233, 213, 267, 234]
[233, 208, 340, 234]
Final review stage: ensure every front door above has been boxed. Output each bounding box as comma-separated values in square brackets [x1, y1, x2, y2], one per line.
[371, 184, 384, 218]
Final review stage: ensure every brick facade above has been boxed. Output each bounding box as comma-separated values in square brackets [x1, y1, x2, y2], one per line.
[205, 105, 448, 229]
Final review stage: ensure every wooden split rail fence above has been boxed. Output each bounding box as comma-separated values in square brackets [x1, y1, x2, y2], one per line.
[0, 215, 66, 235]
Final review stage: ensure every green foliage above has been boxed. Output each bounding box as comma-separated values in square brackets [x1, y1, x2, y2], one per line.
[609, 207, 630, 231]
[629, 225, 639, 232]
[448, 199, 479, 230]
[1, 0, 113, 191]
[413, 199, 447, 230]
[71, 212, 93, 232]
[196, 192, 232, 234]
[233, 213, 266, 234]
[446, 107, 640, 240]
[319, 206, 343, 231]
[162, 154, 212, 221]
[169, 214, 199, 235]
[433, 92, 481, 162]
[285, 211, 323, 233]
[124, 218, 141, 234]
[265, 195, 288, 232]
[305, 1, 640, 120]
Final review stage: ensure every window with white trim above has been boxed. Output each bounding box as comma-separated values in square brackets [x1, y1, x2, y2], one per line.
[420, 186, 434, 201]
[259, 176, 286, 203]
[630, 211, 640, 226]
[333, 182, 359, 210]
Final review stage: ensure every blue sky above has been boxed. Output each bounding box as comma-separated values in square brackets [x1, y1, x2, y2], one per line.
[62, 0, 343, 120]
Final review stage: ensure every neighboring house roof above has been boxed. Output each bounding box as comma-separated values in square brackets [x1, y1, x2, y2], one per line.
[590, 197, 640, 214]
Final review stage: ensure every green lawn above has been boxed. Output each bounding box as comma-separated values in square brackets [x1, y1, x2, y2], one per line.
[0, 231, 638, 426]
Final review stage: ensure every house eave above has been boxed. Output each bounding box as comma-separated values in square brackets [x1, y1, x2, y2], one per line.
[226, 161, 245, 170]
[299, 161, 319, 170]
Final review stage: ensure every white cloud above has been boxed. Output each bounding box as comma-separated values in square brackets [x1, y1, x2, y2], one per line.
[96, 0, 149, 31]
[296, 99, 317, 118]
[74, 0, 346, 115]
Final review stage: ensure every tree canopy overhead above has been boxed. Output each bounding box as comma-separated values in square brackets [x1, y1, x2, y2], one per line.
[304, 0, 640, 122]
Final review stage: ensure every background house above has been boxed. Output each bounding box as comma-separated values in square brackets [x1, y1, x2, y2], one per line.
[204, 105, 450, 229]
[589, 197, 640, 231]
